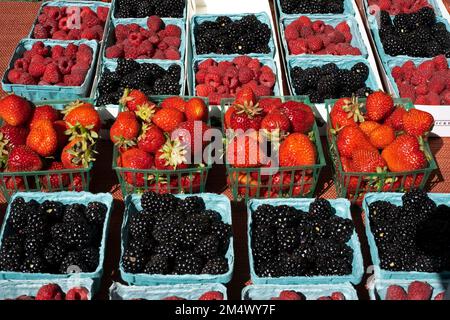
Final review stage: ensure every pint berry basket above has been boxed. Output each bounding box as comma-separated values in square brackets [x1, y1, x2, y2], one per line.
[221, 96, 326, 202]
[326, 98, 437, 204]
[112, 96, 212, 196]
[0, 99, 94, 201]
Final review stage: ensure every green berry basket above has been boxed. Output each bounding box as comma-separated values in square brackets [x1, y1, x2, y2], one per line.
[221, 96, 326, 202]
[0, 98, 96, 201]
[325, 97, 438, 204]
[112, 96, 212, 197]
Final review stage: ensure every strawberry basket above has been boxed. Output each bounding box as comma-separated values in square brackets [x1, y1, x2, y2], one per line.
[326, 97, 437, 204]
[0, 98, 97, 201]
[112, 96, 212, 196]
[221, 95, 326, 202]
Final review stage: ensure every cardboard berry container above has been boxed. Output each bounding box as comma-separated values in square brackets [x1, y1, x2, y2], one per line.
[274, 0, 356, 19]
[280, 14, 369, 60]
[325, 98, 437, 204]
[362, 192, 450, 282]
[1, 39, 99, 101]
[109, 282, 228, 300]
[0, 278, 94, 300]
[119, 193, 234, 285]
[367, 278, 449, 300]
[190, 12, 277, 59]
[102, 18, 187, 64]
[247, 198, 364, 285]
[242, 283, 358, 300]
[112, 96, 211, 197]
[0, 98, 95, 201]
[0, 191, 113, 294]
[220, 96, 325, 202]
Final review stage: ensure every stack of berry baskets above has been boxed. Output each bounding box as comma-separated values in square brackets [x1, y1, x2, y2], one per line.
[275, 0, 356, 18]
[0, 95, 100, 200]
[221, 87, 325, 201]
[111, 94, 211, 196]
[326, 91, 437, 205]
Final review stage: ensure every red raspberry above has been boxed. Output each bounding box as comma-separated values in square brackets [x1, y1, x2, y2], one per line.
[58, 17, 69, 31]
[296, 16, 312, 28]
[217, 85, 229, 94]
[42, 63, 61, 84]
[207, 66, 221, 75]
[31, 42, 49, 56]
[82, 13, 100, 29]
[14, 59, 29, 72]
[289, 39, 308, 54]
[71, 63, 90, 75]
[138, 41, 153, 56]
[223, 76, 239, 89]
[52, 30, 68, 40]
[33, 24, 48, 39]
[57, 57, 74, 75]
[329, 31, 345, 44]
[44, 6, 62, 20]
[442, 90, 450, 104]
[64, 73, 85, 86]
[64, 43, 78, 58]
[38, 13, 47, 25]
[196, 70, 207, 84]
[196, 84, 214, 97]
[224, 65, 238, 78]
[152, 49, 165, 59]
[312, 20, 325, 33]
[247, 58, 262, 73]
[426, 92, 441, 105]
[7, 69, 22, 84]
[158, 29, 168, 39]
[245, 80, 258, 91]
[217, 61, 233, 74]
[127, 23, 140, 33]
[432, 55, 448, 71]
[17, 73, 36, 85]
[199, 58, 216, 70]
[106, 45, 123, 58]
[163, 36, 181, 48]
[238, 66, 254, 84]
[124, 46, 139, 59]
[417, 60, 435, 74]
[28, 61, 46, 78]
[323, 24, 335, 35]
[254, 85, 272, 97]
[205, 73, 221, 87]
[164, 48, 181, 60]
[415, 83, 429, 95]
[320, 34, 332, 47]
[415, 95, 428, 104]
[259, 71, 276, 88]
[284, 24, 299, 41]
[165, 25, 182, 37]
[336, 21, 350, 34]
[378, 0, 391, 11]
[391, 66, 404, 81]
[158, 41, 169, 50]
[97, 7, 109, 23]
[260, 66, 273, 74]
[80, 28, 98, 40]
[44, 18, 58, 35]
[76, 47, 93, 65]
[343, 31, 352, 42]
[147, 15, 164, 32]
[410, 71, 428, 86]
[299, 26, 314, 39]
[115, 24, 130, 41]
[428, 75, 446, 94]
[128, 32, 144, 46]
[67, 29, 82, 40]
[80, 6, 96, 18]
[232, 55, 252, 67]
[398, 83, 416, 101]
[306, 35, 323, 52]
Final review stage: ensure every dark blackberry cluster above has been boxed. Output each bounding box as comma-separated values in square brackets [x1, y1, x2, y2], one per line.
[290, 62, 372, 103]
[280, 0, 345, 14]
[122, 192, 231, 275]
[194, 15, 271, 55]
[114, 0, 185, 18]
[96, 59, 182, 106]
[251, 199, 355, 277]
[369, 190, 450, 272]
[379, 8, 450, 58]
[0, 197, 107, 274]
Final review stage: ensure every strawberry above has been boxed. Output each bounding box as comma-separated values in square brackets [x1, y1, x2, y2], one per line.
[26, 119, 58, 157]
[276, 291, 304, 301]
[7, 145, 42, 172]
[53, 120, 69, 149]
[279, 133, 317, 167]
[138, 124, 166, 154]
[30, 105, 60, 128]
[224, 106, 236, 129]
[160, 96, 186, 113]
[3, 174, 25, 191]
[61, 138, 96, 169]
[407, 281, 433, 300]
[385, 285, 407, 300]
[365, 91, 394, 121]
[384, 106, 406, 131]
[119, 89, 149, 112]
[259, 97, 282, 114]
[117, 148, 154, 186]
[171, 121, 210, 158]
[229, 101, 263, 131]
[65, 287, 89, 301]
[154, 138, 189, 170]
[359, 121, 381, 137]
[279, 101, 315, 133]
[234, 86, 256, 106]
[39, 161, 70, 189]
[336, 126, 377, 158]
[152, 107, 185, 133]
[369, 125, 395, 149]
[330, 97, 363, 131]
[198, 291, 224, 300]
[261, 109, 291, 134]
[226, 133, 262, 168]
[63, 100, 101, 132]
[68, 173, 86, 191]
[402, 108, 434, 137]
[0, 94, 32, 126]
[185, 97, 208, 122]
[381, 135, 428, 172]
[110, 111, 140, 149]
[0, 125, 28, 150]
[351, 149, 387, 172]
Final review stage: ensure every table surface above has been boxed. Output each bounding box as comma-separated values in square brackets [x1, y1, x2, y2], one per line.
[0, 0, 450, 300]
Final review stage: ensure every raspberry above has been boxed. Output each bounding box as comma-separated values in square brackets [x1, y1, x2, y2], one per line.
[157, 41, 169, 50]
[232, 56, 251, 67]
[208, 93, 222, 105]
[199, 58, 216, 70]
[196, 84, 214, 97]
[164, 48, 181, 60]
[138, 41, 153, 56]
[432, 55, 448, 71]
[196, 70, 207, 84]
[336, 21, 350, 34]
[128, 32, 144, 47]
[428, 75, 446, 94]
[64, 43, 78, 59]
[147, 15, 164, 32]
[17, 73, 36, 85]
[57, 57, 74, 75]
[64, 73, 85, 86]
[165, 25, 182, 37]
[217, 61, 233, 74]
[7, 69, 22, 83]
[58, 17, 69, 31]
[323, 25, 335, 35]
[82, 13, 100, 29]
[68, 29, 82, 40]
[157, 29, 168, 39]
[45, 6, 62, 20]
[31, 42, 49, 56]
[106, 45, 123, 58]
[306, 35, 323, 52]
[217, 85, 229, 94]
[78, 44, 92, 55]
[207, 66, 221, 75]
[297, 16, 312, 28]
[247, 59, 262, 73]
[224, 76, 239, 89]
[442, 90, 450, 104]
[312, 20, 325, 33]
[426, 92, 441, 105]
[205, 73, 221, 87]
[44, 19, 58, 35]
[38, 14, 47, 25]
[415, 83, 429, 96]
[80, 28, 98, 40]
[28, 61, 46, 78]
[238, 66, 254, 84]
[415, 95, 428, 104]
[224, 66, 238, 78]
[52, 30, 68, 40]
[97, 6, 109, 22]
[284, 24, 299, 41]
[163, 37, 181, 48]
[128, 23, 141, 33]
[299, 26, 314, 39]
[343, 31, 352, 43]
[417, 60, 435, 75]
[14, 59, 29, 72]
[320, 34, 332, 47]
[391, 66, 404, 81]
[329, 31, 345, 44]
[42, 63, 61, 84]
[124, 46, 139, 59]
[153, 49, 165, 59]
[398, 83, 416, 101]
[259, 71, 276, 88]
[50, 45, 64, 60]
[245, 80, 258, 91]
[254, 85, 272, 97]
[76, 50, 92, 66]
[115, 25, 129, 41]
[149, 35, 160, 44]
[289, 39, 308, 54]
[410, 71, 428, 86]
[33, 24, 48, 39]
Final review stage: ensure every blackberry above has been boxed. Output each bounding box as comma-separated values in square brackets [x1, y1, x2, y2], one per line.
[63, 203, 87, 224]
[178, 216, 209, 248]
[315, 256, 352, 275]
[174, 252, 203, 275]
[96, 92, 122, 107]
[297, 222, 317, 245]
[97, 70, 120, 95]
[24, 201, 47, 234]
[0, 247, 22, 271]
[201, 209, 221, 223]
[153, 78, 181, 95]
[202, 256, 228, 275]
[402, 189, 436, 221]
[252, 204, 276, 226]
[309, 219, 328, 239]
[273, 205, 298, 229]
[43, 242, 67, 268]
[373, 224, 397, 244]
[195, 235, 219, 259]
[23, 234, 45, 257]
[379, 249, 411, 271]
[116, 58, 140, 76]
[129, 214, 152, 241]
[135, 2, 154, 18]
[9, 197, 28, 232]
[394, 14, 413, 33]
[293, 243, 316, 260]
[255, 259, 279, 277]
[327, 216, 354, 243]
[276, 228, 299, 252]
[140, 63, 165, 79]
[351, 63, 369, 80]
[211, 221, 232, 252]
[415, 7, 436, 27]
[152, 217, 176, 244]
[177, 196, 205, 215]
[60, 251, 88, 274]
[39, 200, 64, 223]
[80, 247, 99, 272]
[85, 202, 107, 225]
[427, 41, 443, 57]
[317, 75, 337, 97]
[2, 235, 23, 251]
[412, 254, 442, 272]
[153, 243, 181, 259]
[281, 0, 344, 14]
[51, 223, 66, 242]
[369, 200, 398, 225]
[355, 87, 373, 98]
[167, 64, 181, 81]
[321, 63, 339, 76]
[309, 198, 333, 220]
[279, 253, 308, 276]
[128, 238, 153, 255]
[65, 222, 92, 250]
[252, 226, 277, 261]
[143, 254, 169, 274]
[122, 248, 146, 273]
[154, 0, 185, 18]
[21, 255, 46, 273]
[141, 192, 178, 216]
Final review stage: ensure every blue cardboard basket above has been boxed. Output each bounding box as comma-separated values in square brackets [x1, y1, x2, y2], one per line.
[280, 14, 368, 59]
[28, 1, 111, 41]
[119, 193, 234, 285]
[0, 191, 113, 294]
[190, 12, 276, 59]
[112, 0, 187, 22]
[368, 278, 450, 300]
[362, 0, 443, 17]
[190, 56, 281, 103]
[110, 282, 228, 300]
[94, 58, 186, 108]
[242, 283, 358, 300]
[275, 0, 355, 18]
[102, 18, 186, 63]
[363, 192, 450, 282]
[1, 39, 99, 101]
[286, 56, 379, 96]
[247, 198, 364, 285]
[0, 278, 94, 300]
